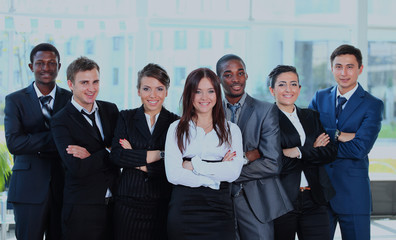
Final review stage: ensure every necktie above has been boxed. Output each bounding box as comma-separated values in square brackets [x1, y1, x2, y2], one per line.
[39, 95, 53, 128]
[336, 96, 347, 125]
[227, 103, 241, 123]
[81, 110, 103, 140]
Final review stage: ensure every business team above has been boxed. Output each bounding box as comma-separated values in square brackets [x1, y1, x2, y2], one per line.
[4, 42, 383, 240]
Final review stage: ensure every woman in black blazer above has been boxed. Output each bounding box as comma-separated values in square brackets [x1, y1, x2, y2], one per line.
[268, 65, 337, 240]
[110, 63, 179, 240]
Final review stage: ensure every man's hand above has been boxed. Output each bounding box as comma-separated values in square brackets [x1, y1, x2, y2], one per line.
[338, 132, 356, 142]
[245, 149, 260, 163]
[66, 145, 91, 159]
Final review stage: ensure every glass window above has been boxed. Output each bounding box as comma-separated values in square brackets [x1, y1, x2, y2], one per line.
[174, 30, 187, 50]
[199, 30, 212, 49]
[85, 40, 94, 55]
[113, 68, 119, 85]
[174, 67, 186, 86]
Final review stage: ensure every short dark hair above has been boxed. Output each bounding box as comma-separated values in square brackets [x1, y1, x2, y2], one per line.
[267, 65, 299, 89]
[67, 56, 100, 83]
[330, 44, 363, 68]
[30, 43, 60, 64]
[216, 54, 246, 76]
[137, 63, 170, 89]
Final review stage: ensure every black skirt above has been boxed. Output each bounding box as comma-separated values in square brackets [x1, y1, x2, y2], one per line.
[167, 182, 235, 240]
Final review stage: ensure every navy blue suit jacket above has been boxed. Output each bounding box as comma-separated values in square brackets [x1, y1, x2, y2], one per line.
[5, 82, 72, 204]
[309, 83, 383, 214]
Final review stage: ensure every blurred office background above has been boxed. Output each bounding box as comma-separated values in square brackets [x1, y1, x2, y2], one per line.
[1, 0, 396, 221]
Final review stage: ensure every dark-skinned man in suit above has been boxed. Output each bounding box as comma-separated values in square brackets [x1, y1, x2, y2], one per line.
[216, 54, 292, 240]
[5, 43, 72, 240]
[51, 57, 119, 240]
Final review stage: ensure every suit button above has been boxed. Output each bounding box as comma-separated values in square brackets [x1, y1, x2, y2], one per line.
[329, 164, 333, 168]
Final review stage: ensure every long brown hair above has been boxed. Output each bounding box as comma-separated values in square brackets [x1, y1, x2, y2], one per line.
[176, 68, 231, 153]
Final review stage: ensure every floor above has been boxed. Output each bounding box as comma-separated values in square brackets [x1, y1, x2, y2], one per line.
[2, 217, 396, 239]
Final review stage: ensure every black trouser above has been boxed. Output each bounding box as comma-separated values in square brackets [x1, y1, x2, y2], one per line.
[13, 189, 62, 240]
[62, 201, 114, 240]
[274, 190, 330, 240]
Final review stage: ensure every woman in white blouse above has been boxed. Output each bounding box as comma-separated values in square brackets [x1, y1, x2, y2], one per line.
[165, 68, 244, 240]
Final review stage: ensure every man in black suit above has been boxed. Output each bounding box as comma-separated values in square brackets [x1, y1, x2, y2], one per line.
[5, 43, 72, 240]
[51, 56, 119, 240]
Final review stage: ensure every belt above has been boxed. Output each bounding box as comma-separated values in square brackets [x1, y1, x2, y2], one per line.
[300, 187, 311, 192]
[182, 157, 222, 163]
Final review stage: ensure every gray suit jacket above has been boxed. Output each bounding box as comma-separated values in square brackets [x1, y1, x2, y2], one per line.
[232, 94, 292, 223]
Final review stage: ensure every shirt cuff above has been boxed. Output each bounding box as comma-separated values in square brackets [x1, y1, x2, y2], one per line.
[296, 147, 302, 159]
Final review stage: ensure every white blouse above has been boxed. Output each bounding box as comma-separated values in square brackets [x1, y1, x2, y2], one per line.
[165, 120, 244, 190]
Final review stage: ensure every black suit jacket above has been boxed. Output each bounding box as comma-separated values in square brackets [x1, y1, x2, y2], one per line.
[5, 82, 72, 204]
[278, 106, 336, 206]
[110, 106, 179, 199]
[51, 100, 119, 204]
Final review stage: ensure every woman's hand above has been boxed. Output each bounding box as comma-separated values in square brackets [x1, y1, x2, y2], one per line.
[313, 133, 330, 148]
[222, 150, 236, 162]
[119, 139, 132, 149]
[283, 147, 300, 158]
[136, 166, 148, 172]
[182, 160, 193, 170]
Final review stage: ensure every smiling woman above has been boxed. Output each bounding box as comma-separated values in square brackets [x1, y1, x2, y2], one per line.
[110, 63, 179, 240]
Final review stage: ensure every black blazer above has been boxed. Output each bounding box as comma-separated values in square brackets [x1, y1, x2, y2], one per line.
[51, 100, 119, 204]
[278, 106, 337, 206]
[5, 83, 72, 204]
[110, 105, 179, 199]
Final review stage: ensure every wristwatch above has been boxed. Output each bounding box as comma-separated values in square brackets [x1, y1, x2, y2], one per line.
[160, 151, 165, 158]
[335, 129, 341, 142]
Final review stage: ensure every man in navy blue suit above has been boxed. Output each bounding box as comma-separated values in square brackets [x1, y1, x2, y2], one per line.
[5, 43, 72, 239]
[309, 44, 384, 240]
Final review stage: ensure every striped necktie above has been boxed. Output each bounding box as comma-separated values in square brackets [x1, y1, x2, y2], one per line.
[39, 95, 53, 128]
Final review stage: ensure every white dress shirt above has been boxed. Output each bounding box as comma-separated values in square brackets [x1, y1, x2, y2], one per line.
[34, 82, 56, 109]
[144, 112, 159, 134]
[336, 83, 358, 108]
[165, 120, 244, 190]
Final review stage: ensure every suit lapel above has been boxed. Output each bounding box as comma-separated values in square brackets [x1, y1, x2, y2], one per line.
[25, 83, 48, 129]
[279, 108, 301, 147]
[134, 106, 152, 140]
[97, 101, 110, 143]
[338, 84, 365, 128]
[53, 86, 70, 113]
[67, 103, 102, 142]
[151, 107, 170, 140]
[329, 87, 337, 127]
[237, 94, 254, 133]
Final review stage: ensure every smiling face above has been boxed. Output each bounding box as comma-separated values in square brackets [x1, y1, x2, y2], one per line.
[332, 54, 363, 95]
[138, 76, 168, 115]
[193, 77, 217, 116]
[68, 69, 100, 112]
[29, 51, 61, 87]
[269, 71, 300, 112]
[219, 59, 247, 104]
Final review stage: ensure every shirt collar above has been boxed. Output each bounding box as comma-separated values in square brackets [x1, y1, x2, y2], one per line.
[71, 97, 98, 114]
[280, 106, 298, 120]
[34, 81, 57, 99]
[223, 92, 247, 107]
[337, 83, 358, 101]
